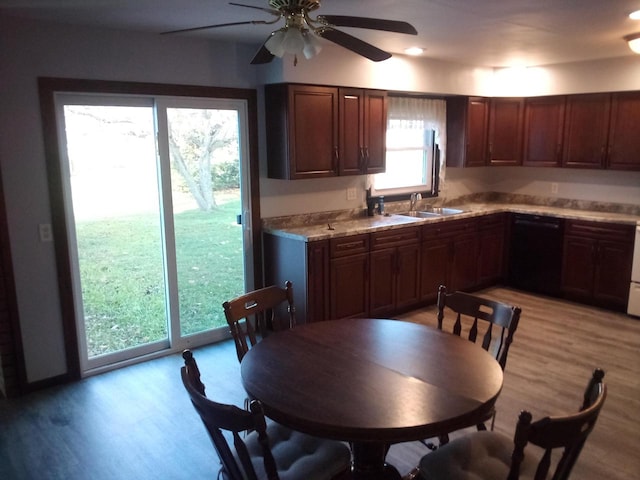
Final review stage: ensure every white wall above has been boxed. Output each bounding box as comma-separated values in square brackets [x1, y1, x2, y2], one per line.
[1, 14, 639, 384]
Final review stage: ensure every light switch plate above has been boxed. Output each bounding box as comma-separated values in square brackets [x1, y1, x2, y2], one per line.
[347, 187, 357, 200]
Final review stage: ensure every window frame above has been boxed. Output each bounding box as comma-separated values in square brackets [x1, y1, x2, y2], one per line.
[370, 95, 445, 201]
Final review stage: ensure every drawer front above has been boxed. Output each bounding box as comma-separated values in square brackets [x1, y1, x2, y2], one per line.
[565, 219, 634, 243]
[371, 226, 420, 250]
[330, 234, 370, 258]
[478, 212, 506, 230]
[422, 218, 477, 240]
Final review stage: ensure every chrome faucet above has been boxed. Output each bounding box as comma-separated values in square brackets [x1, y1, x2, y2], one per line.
[410, 192, 422, 212]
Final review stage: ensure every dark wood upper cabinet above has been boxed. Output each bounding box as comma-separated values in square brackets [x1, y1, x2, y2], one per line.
[265, 84, 387, 179]
[523, 96, 566, 167]
[607, 91, 640, 171]
[338, 88, 387, 175]
[488, 98, 524, 166]
[446, 96, 489, 167]
[562, 93, 611, 169]
[266, 83, 339, 179]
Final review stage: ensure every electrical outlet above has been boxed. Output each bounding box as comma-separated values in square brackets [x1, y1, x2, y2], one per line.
[346, 187, 357, 201]
[551, 182, 559, 194]
[39, 223, 53, 242]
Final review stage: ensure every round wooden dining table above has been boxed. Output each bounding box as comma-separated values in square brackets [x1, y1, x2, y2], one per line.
[240, 318, 504, 480]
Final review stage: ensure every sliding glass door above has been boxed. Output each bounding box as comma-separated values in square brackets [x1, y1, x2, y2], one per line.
[57, 94, 252, 374]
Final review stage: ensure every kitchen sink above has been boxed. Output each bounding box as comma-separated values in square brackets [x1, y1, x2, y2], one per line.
[397, 207, 465, 218]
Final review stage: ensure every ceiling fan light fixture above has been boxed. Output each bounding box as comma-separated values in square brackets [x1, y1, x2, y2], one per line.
[282, 26, 305, 53]
[265, 29, 287, 57]
[302, 30, 322, 59]
[629, 10, 640, 20]
[624, 32, 640, 54]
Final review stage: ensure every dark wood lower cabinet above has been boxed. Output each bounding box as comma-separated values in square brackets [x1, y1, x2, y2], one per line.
[306, 240, 330, 323]
[561, 220, 634, 311]
[369, 227, 421, 316]
[329, 234, 370, 320]
[263, 233, 322, 323]
[264, 214, 632, 324]
[420, 218, 479, 303]
[477, 213, 507, 288]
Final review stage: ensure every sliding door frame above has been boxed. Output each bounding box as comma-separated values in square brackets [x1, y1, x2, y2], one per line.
[38, 77, 262, 381]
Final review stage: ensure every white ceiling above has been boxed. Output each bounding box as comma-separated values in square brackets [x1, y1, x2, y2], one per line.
[2, 0, 640, 67]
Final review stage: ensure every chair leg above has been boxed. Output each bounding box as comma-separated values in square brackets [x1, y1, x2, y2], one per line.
[402, 467, 420, 480]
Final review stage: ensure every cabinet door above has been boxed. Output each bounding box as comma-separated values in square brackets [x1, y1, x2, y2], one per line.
[451, 233, 479, 291]
[420, 239, 450, 302]
[561, 235, 596, 301]
[266, 84, 337, 179]
[477, 215, 506, 287]
[395, 243, 421, 310]
[607, 91, 640, 171]
[307, 240, 330, 322]
[339, 88, 364, 175]
[446, 96, 489, 168]
[369, 248, 396, 316]
[330, 253, 369, 319]
[466, 98, 490, 167]
[523, 96, 565, 167]
[594, 240, 634, 309]
[363, 90, 387, 174]
[562, 93, 610, 169]
[488, 98, 524, 166]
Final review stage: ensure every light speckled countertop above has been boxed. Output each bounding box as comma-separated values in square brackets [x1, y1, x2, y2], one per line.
[263, 202, 640, 242]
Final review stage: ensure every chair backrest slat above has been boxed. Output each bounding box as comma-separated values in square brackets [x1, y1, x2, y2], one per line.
[437, 284, 521, 371]
[223, 281, 295, 362]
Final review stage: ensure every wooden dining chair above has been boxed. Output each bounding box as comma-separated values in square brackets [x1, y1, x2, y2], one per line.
[223, 281, 295, 362]
[413, 368, 607, 480]
[180, 349, 352, 480]
[422, 284, 522, 449]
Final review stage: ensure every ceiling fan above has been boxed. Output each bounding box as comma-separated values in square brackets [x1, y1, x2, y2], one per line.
[162, 0, 418, 65]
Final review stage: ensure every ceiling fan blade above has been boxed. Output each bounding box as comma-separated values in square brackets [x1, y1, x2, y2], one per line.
[317, 28, 392, 62]
[161, 20, 271, 35]
[250, 43, 275, 64]
[318, 15, 418, 35]
[229, 1, 281, 17]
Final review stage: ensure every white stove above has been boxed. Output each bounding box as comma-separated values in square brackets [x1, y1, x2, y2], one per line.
[628, 223, 640, 317]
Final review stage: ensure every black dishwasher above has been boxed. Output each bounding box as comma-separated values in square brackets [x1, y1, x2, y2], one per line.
[508, 213, 564, 296]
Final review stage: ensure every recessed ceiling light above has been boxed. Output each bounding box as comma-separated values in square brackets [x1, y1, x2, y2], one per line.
[404, 47, 425, 56]
[630, 10, 640, 20]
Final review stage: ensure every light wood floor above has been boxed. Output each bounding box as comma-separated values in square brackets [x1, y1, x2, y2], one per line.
[389, 286, 640, 479]
[0, 287, 638, 479]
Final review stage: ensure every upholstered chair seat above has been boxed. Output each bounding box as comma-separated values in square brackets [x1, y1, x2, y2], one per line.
[418, 431, 539, 480]
[241, 420, 351, 480]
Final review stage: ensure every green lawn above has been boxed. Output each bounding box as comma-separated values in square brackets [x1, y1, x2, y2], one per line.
[77, 197, 243, 357]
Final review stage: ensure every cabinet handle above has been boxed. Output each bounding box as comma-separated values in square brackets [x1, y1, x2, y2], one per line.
[364, 147, 370, 172]
[333, 146, 339, 170]
[338, 241, 364, 250]
[359, 147, 365, 170]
